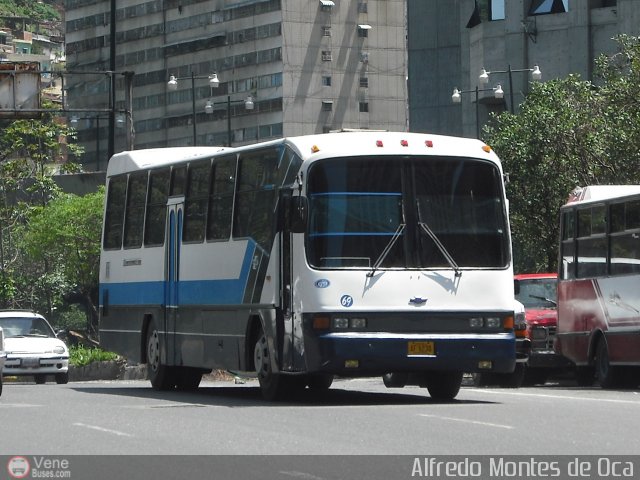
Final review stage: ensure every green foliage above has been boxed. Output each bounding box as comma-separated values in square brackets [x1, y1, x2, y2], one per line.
[483, 35, 640, 273]
[69, 345, 118, 367]
[0, 0, 60, 23]
[50, 304, 87, 332]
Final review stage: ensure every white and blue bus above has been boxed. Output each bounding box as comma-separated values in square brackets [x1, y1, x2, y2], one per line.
[99, 131, 517, 400]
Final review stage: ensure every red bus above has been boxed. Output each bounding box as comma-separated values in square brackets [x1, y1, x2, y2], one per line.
[555, 185, 640, 388]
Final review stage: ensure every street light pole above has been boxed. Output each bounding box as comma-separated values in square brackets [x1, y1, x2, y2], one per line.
[451, 85, 498, 138]
[191, 72, 197, 146]
[479, 64, 541, 113]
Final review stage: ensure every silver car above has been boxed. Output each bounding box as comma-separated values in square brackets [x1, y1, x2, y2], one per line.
[0, 311, 69, 384]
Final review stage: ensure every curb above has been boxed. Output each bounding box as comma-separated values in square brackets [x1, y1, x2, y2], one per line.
[68, 361, 147, 382]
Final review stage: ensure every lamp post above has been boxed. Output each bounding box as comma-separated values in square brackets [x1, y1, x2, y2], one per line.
[451, 85, 503, 139]
[167, 72, 220, 145]
[203, 74, 254, 147]
[478, 65, 542, 113]
[168, 73, 254, 146]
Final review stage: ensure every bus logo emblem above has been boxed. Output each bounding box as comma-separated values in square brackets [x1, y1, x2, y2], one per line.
[315, 279, 330, 288]
[341, 295, 354, 307]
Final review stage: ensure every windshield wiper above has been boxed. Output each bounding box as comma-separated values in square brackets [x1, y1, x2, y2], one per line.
[367, 224, 406, 277]
[418, 221, 461, 277]
[529, 294, 557, 307]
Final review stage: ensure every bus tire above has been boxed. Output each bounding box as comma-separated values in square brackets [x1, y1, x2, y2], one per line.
[146, 320, 175, 390]
[575, 366, 595, 387]
[254, 327, 289, 401]
[425, 371, 463, 401]
[307, 373, 333, 391]
[174, 367, 202, 391]
[382, 373, 408, 388]
[596, 337, 621, 389]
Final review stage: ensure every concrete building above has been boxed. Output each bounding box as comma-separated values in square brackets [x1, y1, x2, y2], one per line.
[408, 0, 640, 139]
[64, 0, 408, 171]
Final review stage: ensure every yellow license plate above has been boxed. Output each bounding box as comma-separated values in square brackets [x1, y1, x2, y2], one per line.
[408, 341, 435, 356]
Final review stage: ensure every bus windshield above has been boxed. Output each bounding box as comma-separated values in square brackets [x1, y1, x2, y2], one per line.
[306, 156, 509, 270]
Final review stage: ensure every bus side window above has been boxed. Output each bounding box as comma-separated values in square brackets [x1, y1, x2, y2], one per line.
[144, 168, 170, 247]
[233, 148, 280, 251]
[207, 156, 236, 241]
[103, 176, 127, 249]
[183, 161, 211, 243]
[610, 200, 640, 275]
[171, 166, 187, 196]
[123, 172, 148, 248]
[560, 210, 575, 280]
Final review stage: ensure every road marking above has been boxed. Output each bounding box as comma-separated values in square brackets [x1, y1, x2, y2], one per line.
[472, 388, 640, 405]
[0, 403, 42, 408]
[418, 413, 514, 430]
[73, 422, 133, 437]
[279, 471, 327, 480]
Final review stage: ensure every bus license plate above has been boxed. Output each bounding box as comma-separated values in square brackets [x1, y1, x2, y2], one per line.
[408, 341, 435, 356]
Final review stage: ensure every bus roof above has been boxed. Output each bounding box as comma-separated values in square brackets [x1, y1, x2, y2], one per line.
[106, 131, 499, 177]
[564, 185, 640, 206]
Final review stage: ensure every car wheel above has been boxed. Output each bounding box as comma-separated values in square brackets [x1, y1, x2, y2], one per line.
[55, 372, 69, 385]
[146, 320, 176, 390]
[425, 371, 463, 401]
[34, 375, 46, 384]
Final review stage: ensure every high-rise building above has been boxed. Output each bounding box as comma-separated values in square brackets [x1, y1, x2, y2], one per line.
[64, 0, 408, 170]
[408, 0, 640, 139]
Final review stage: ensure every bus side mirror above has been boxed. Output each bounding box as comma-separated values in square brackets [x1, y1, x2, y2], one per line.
[290, 196, 308, 233]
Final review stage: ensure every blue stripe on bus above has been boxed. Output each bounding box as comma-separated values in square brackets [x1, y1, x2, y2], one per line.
[100, 241, 256, 306]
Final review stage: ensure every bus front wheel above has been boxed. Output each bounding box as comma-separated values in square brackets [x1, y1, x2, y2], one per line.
[254, 328, 290, 401]
[146, 321, 175, 390]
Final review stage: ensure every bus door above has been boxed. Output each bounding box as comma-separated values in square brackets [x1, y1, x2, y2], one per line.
[281, 191, 307, 371]
[164, 196, 184, 364]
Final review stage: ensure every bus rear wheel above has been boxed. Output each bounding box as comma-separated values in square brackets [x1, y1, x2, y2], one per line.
[425, 371, 463, 401]
[596, 337, 621, 389]
[146, 321, 175, 390]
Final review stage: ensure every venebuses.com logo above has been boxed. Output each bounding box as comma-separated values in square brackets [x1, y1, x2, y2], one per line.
[6, 456, 71, 479]
[7, 456, 30, 479]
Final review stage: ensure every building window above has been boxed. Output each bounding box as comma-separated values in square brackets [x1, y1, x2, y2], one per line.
[322, 75, 332, 87]
[358, 2, 368, 13]
[322, 26, 331, 36]
[359, 77, 369, 88]
[320, 0, 335, 11]
[322, 50, 332, 61]
[358, 24, 371, 38]
[359, 102, 369, 113]
[466, 0, 506, 28]
[360, 51, 369, 63]
[529, 0, 569, 16]
[322, 100, 333, 111]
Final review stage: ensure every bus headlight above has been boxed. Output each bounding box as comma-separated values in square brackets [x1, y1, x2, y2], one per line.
[485, 317, 502, 328]
[333, 318, 349, 329]
[350, 318, 367, 329]
[469, 317, 484, 328]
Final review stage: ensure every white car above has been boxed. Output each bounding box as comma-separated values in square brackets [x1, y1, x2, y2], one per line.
[0, 311, 69, 384]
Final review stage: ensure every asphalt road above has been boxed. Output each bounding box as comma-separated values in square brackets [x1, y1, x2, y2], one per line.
[2, 376, 639, 458]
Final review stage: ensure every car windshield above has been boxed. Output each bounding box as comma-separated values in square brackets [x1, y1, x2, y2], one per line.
[516, 278, 557, 309]
[0, 317, 56, 338]
[306, 155, 509, 269]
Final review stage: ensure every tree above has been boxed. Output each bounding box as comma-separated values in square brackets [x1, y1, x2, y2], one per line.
[0, 115, 82, 310]
[18, 189, 104, 337]
[483, 35, 640, 273]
